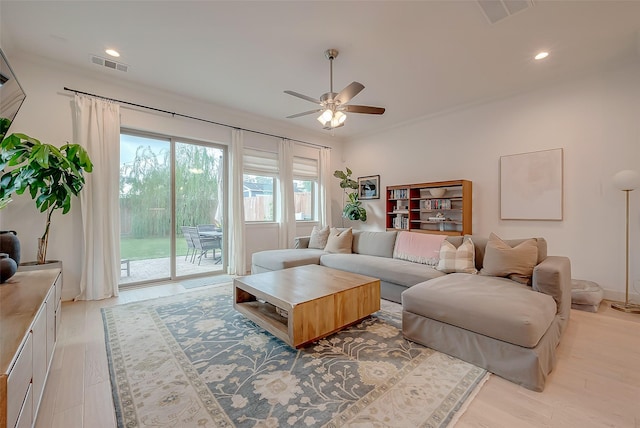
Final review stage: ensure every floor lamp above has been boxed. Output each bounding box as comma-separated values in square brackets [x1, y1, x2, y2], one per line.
[612, 169, 640, 313]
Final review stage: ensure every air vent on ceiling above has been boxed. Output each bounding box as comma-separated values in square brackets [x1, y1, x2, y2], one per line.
[90, 55, 128, 73]
[477, 0, 534, 24]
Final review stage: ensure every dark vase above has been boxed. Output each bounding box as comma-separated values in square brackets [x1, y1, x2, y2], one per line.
[0, 253, 17, 283]
[0, 230, 21, 265]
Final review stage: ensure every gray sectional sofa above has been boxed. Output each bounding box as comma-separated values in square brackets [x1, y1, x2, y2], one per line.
[252, 230, 448, 303]
[250, 230, 572, 391]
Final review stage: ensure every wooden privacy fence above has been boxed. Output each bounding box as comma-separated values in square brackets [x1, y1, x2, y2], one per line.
[121, 192, 312, 231]
[244, 192, 311, 222]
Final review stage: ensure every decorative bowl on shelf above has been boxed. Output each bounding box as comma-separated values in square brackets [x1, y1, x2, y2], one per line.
[430, 188, 446, 198]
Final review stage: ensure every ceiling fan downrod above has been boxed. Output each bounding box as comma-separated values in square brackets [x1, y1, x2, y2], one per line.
[325, 49, 338, 98]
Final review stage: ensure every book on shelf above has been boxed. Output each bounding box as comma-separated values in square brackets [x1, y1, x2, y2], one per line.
[424, 198, 452, 210]
[392, 214, 409, 229]
[390, 188, 408, 199]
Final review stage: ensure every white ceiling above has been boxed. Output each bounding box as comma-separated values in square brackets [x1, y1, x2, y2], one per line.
[1, 1, 639, 141]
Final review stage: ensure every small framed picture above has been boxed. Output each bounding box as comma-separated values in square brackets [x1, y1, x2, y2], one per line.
[358, 175, 380, 200]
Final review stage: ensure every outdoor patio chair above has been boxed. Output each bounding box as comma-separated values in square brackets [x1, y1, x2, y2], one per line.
[181, 226, 196, 262]
[189, 227, 220, 265]
[196, 224, 222, 264]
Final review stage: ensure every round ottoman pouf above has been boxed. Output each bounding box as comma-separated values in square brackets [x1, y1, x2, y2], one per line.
[571, 279, 604, 312]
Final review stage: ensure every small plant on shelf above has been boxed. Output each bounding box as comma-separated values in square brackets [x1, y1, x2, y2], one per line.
[333, 167, 367, 222]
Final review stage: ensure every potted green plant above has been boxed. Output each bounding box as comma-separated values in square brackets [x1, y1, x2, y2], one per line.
[333, 167, 367, 222]
[0, 133, 93, 264]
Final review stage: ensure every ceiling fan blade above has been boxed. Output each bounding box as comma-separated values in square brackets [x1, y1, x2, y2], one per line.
[286, 109, 322, 119]
[334, 82, 365, 105]
[342, 105, 386, 115]
[284, 90, 321, 104]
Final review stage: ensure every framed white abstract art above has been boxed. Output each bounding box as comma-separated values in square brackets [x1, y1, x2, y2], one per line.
[500, 148, 563, 220]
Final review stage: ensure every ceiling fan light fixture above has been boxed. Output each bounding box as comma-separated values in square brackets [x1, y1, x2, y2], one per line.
[332, 111, 346, 127]
[318, 108, 333, 125]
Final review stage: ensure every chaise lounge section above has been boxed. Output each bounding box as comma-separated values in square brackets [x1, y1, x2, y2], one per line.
[401, 236, 571, 391]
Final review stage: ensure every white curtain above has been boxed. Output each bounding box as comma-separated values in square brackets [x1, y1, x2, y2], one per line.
[228, 129, 246, 275]
[278, 139, 296, 248]
[318, 146, 332, 228]
[73, 95, 121, 301]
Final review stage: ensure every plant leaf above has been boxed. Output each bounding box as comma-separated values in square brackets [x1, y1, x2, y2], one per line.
[333, 170, 347, 179]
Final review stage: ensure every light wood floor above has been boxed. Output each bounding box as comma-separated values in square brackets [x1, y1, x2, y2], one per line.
[35, 283, 640, 428]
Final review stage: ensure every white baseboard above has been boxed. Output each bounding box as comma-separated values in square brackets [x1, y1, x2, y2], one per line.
[601, 288, 640, 303]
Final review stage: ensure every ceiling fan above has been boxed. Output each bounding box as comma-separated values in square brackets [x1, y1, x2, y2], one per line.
[284, 49, 385, 130]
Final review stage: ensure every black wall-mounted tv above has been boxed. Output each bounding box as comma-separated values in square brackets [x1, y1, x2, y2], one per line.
[0, 48, 26, 140]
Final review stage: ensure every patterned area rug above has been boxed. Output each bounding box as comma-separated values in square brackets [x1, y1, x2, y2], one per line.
[102, 284, 488, 428]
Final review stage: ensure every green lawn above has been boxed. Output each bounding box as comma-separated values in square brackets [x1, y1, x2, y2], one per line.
[121, 237, 189, 260]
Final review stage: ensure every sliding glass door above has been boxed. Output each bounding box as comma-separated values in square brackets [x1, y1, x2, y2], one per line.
[175, 141, 225, 277]
[119, 131, 226, 286]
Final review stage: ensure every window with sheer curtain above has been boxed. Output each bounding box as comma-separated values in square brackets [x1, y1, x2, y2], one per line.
[243, 146, 324, 226]
[243, 149, 277, 222]
[293, 156, 318, 221]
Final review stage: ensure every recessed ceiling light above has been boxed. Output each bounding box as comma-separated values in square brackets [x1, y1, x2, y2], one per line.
[105, 49, 120, 58]
[534, 51, 549, 60]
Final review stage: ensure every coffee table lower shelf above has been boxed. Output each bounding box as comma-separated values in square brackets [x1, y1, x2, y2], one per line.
[233, 266, 380, 348]
[234, 299, 290, 344]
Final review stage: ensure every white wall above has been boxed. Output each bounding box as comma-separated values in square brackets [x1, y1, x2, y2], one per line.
[0, 53, 343, 300]
[5, 51, 638, 301]
[343, 61, 640, 300]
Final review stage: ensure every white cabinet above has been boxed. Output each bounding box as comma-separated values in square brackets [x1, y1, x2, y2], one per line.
[45, 286, 55, 370]
[31, 304, 47, 420]
[14, 384, 32, 428]
[6, 334, 32, 428]
[1, 268, 61, 428]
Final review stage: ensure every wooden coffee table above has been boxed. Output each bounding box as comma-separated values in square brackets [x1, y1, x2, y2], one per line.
[233, 264, 380, 348]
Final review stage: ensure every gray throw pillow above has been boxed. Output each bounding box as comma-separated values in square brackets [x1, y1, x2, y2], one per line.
[479, 233, 538, 283]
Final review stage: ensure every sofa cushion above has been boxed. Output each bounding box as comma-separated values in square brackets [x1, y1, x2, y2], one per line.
[353, 230, 397, 258]
[393, 231, 444, 266]
[252, 249, 326, 272]
[308, 225, 330, 249]
[294, 236, 311, 249]
[320, 253, 446, 287]
[446, 235, 547, 270]
[402, 273, 556, 348]
[436, 237, 477, 274]
[324, 227, 353, 254]
[480, 233, 538, 284]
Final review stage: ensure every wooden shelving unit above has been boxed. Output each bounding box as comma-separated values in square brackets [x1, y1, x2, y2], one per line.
[386, 179, 472, 236]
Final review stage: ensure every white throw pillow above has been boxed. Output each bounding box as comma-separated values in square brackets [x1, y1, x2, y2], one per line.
[308, 225, 330, 249]
[324, 228, 353, 254]
[436, 237, 477, 274]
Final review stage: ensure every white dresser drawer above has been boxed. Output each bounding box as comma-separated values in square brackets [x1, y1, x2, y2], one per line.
[15, 383, 33, 428]
[7, 333, 32, 428]
[54, 272, 62, 307]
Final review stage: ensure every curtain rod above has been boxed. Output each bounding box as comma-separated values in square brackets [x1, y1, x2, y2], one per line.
[62, 87, 331, 150]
